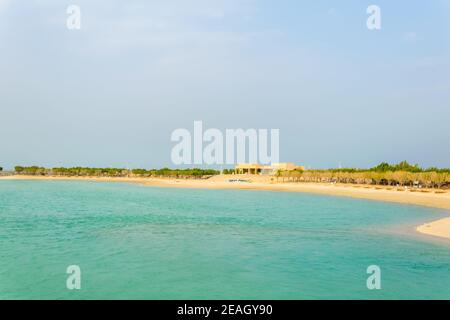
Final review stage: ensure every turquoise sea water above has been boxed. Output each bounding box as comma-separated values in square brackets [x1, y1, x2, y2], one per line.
[0, 180, 449, 300]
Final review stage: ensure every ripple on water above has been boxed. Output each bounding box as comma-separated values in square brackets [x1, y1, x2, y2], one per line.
[0, 180, 449, 299]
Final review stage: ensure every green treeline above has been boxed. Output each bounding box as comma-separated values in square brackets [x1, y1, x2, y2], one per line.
[327, 161, 450, 174]
[277, 161, 449, 188]
[11, 161, 450, 188]
[14, 166, 220, 178]
[131, 168, 219, 177]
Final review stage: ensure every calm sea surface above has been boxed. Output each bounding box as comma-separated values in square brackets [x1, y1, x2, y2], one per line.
[0, 180, 449, 299]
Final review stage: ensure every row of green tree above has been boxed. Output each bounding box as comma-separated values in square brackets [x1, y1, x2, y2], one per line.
[276, 162, 449, 188]
[130, 168, 220, 177]
[14, 166, 220, 178]
[329, 161, 450, 174]
[222, 161, 450, 175]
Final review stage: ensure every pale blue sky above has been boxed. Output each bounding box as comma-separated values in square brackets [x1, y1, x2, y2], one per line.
[0, 0, 449, 169]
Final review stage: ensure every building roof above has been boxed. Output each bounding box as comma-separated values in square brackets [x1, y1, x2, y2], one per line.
[235, 162, 305, 171]
[235, 163, 263, 169]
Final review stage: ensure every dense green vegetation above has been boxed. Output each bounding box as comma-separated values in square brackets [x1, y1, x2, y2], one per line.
[277, 161, 450, 188]
[14, 166, 220, 179]
[131, 168, 219, 177]
[11, 161, 450, 188]
[15, 166, 48, 176]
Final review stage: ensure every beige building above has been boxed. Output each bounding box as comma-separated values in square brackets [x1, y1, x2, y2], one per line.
[234, 163, 305, 175]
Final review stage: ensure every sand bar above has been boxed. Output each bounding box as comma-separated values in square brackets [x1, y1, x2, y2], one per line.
[416, 218, 450, 239]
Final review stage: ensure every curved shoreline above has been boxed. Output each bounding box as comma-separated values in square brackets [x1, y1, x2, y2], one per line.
[416, 218, 450, 239]
[1, 175, 449, 240]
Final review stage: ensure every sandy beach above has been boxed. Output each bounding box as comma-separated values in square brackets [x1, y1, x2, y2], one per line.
[2, 174, 449, 240]
[416, 218, 450, 239]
